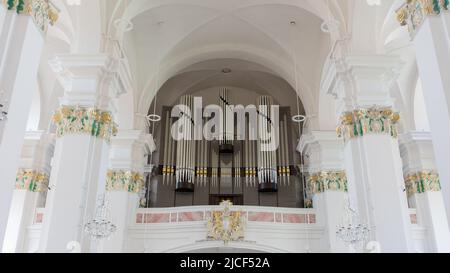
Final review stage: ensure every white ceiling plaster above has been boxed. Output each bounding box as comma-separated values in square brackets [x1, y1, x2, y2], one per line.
[32, 0, 421, 132]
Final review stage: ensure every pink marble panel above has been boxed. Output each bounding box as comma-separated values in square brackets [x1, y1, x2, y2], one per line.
[179, 211, 204, 222]
[410, 214, 418, 224]
[283, 214, 306, 224]
[248, 212, 275, 222]
[35, 213, 44, 224]
[136, 213, 143, 224]
[144, 213, 170, 224]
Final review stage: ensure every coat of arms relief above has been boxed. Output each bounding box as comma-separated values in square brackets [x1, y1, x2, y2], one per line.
[207, 201, 245, 244]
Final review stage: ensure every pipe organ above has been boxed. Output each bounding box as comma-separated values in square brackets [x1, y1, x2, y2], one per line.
[158, 89, 300, 207]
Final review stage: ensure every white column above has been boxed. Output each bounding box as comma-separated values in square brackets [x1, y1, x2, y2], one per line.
[398, 0, 450, 228]
[38, 55, 119, 253]
[325, 55, 415, 252]
[2, 131, 54, 253]
[399, 132, 450, 252]
[299, 131, 348, 253]
[0, 5, 12, 61]
[0, 12, 45, 249]
[101, 130, 155, 253]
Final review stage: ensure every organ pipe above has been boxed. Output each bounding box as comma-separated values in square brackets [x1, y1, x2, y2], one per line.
[257, 96, 278, 192]
[175, 95, 196, 192]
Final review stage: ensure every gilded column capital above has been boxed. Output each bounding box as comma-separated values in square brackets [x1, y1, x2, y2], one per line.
[307, 171, 348, 195]
[397, 0, 449, 39]
[15, 169, 49, 192]
[52, 106, 118, 143]
[106, 170, 145, 193]
[405, 171, 441, 197]
[2, 0, 59, 34]
[337, 106, 400, 143]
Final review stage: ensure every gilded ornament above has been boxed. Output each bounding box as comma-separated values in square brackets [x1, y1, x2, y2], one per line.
[404, 171, 441, 196]
[106, 170, 145, 193]
[397, 0, 449, 39]
[307, 171, 348, 195]
[52, 106, 118, 142]
[207, 201, 245, 244]
[15, 169, 49, 192]
[337, 107, 400, 142]
[2, 0, 60, 34]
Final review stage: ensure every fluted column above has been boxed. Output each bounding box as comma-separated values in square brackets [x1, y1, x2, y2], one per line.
[299, 131, 349, 253]
[101, 130, 155, 253]
[397, 0, 450, 227]
[2, 131, 54, 253]
[38, 55, 120, 253]
[0, 1, 57, 248]
[325, 55, 414, 252]
[399, 132, 450, 252]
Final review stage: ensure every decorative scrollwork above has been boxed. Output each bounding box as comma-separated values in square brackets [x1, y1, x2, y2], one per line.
[404, 171, 441, 196]
[106, 170, 145, 193]
[52, 106, 118, 143]
[15, 169, 49, 192]
[207, 201, 245, 244]
[307, 171, 348, 195]
[2, 0, 59, 34]
[337, 107, 400, 143]
[397, 0, 449, 39]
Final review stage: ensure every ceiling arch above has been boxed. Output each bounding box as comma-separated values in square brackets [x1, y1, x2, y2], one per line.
[136, 45, 316, 118]
[154, 58, 305, 110]
[124, 1, 329, 121]
[123, 0, 334, 23]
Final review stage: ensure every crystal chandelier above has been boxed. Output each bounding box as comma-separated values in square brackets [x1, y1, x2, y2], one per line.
[84, 195, 117, 241]
[336, 203, 370, 251]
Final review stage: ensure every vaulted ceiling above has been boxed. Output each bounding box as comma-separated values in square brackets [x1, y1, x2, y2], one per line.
[31, 0, 421, 132]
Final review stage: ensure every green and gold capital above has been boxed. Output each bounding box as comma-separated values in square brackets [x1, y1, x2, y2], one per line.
[337, 107, 400, 143]
[52, 106, 118, 143]
[2, 0, 59, 33]
[397, 0, 450, 38]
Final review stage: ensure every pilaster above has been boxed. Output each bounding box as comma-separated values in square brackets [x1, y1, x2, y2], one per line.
[324, 55, 415, 252]
[399, 132, 450, 252]
[397, 0, 450, 230]
[101, 130, 155, 253]
[38, 54, 120, 253]
[0, 7, 45, 249]
[299, 131, 348, 253]
[2, 131, 54, 253]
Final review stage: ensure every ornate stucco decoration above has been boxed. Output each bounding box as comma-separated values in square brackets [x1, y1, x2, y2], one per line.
[404, 171, 441, 196]
[397, 0, 449, 39]
[52, 106, 118, 142]
[337, 107, 400, 143]
[207, 201, 245, 244]
[15, 169, 49, 192]
[2, 0, 59, 34]
[106, 170, 145, 193]
[307, 171, 348, 195]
